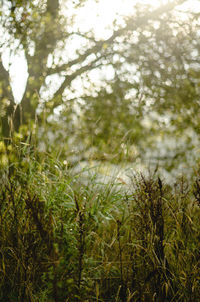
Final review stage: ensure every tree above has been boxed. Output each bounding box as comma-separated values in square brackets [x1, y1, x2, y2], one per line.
[1, 0, 199, 169]
[77, 3, 200, 166]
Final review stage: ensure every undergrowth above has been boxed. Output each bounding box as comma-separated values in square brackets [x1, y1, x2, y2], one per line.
[0, 141, 200, 301]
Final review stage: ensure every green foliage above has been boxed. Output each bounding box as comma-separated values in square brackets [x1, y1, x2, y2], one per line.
[0, 143, 200, 301]
[1, 0, 200, 171]
[1, 1, 200, 300]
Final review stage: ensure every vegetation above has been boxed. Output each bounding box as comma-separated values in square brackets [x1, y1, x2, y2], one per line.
[1, 0, 200, 168]
[0, 142, 200, 301]
[1, 0, 200, 300]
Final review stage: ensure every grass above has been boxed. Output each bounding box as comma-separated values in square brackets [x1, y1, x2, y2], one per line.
[0, 140, 200, 301]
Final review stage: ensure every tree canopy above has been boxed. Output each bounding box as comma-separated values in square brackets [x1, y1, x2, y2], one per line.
[1, 0, 200, 171]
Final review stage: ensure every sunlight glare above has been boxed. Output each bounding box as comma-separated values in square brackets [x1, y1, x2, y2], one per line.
[75, 0, 172, 39]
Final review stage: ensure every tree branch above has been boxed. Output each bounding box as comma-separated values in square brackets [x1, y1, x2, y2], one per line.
[47, 0, 186, 76]
[53, 56, 103, 99]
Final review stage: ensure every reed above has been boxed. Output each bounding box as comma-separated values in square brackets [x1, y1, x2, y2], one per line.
[0, 141, 200, 301]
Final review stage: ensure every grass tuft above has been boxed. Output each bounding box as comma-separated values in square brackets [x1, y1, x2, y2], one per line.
[0, 142, 200, 301]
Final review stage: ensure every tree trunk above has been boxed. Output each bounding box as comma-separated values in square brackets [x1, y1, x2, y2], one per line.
[0, 58, 20, 139]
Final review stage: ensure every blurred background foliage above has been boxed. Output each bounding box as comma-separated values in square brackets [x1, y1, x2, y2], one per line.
[0, 0, 200, 174]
